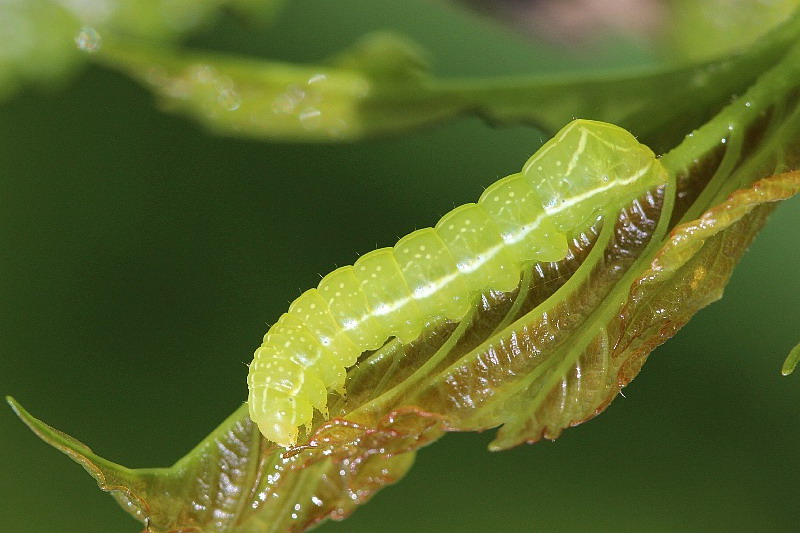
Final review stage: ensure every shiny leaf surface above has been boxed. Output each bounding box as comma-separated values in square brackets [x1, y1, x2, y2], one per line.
[9, 7, 800, 533]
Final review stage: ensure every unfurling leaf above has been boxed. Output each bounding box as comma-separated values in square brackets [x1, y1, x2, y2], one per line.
[9, 8, 800, 533]
[10, 164, 799, 531]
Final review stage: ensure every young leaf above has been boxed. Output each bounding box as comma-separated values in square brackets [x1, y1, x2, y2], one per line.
[10, 29, 800, 527]
[10, 7, 800, 533]
[77, 10, 800, 150]
[665, 0, 800, 61]
[10, 165, 798, 531]
[0, 0, 283, 100]
[783, 342, 800, 376]
[6, 397, 416, 533]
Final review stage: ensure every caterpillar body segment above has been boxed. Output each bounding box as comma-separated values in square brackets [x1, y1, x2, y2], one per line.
[247, 119, 669, 447]
[355, 247, 426, 342]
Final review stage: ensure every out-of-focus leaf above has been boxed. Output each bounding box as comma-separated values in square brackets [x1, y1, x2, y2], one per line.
[57, 0, 283, 42]
[88, 32, 449, 143]
[11, 30, 800, 531]
[665, 0, 800, 61]
[326, 31, 430, 81]
[0, 0, 283, 100]
[0, 1, 82, 99]
[82, 10, 800, 151]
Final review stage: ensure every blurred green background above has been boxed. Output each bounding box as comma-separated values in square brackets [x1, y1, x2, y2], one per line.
[1, 1, 799, 532]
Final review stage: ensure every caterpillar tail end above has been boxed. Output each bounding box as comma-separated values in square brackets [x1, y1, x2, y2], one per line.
[247, 390, 299, 448]
[249, 409, 299, 448]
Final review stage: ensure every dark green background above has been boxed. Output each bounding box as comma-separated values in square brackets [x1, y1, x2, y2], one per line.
[2, 2, 799, 532]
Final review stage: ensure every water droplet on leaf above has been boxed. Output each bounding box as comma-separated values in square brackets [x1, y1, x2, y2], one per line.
[218, 88, 241, 111]
[299, 107, 323, 130]
[75, 27, 101, 53]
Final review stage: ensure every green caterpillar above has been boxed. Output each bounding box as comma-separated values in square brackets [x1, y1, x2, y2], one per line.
[247, 119, 669, 447]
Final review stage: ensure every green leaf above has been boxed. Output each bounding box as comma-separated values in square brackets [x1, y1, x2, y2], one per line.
[783, 342, 800, 376]
[10, 29, 800, 530]
[665, 0, 800, 61]
[0, 0, 283, 100]
[0, 2, 82, 100]
[76, 9, 800, 149]
[10, 173, 799, 530]
[6, 397, 416, 533]
[10, 6, 800, 533]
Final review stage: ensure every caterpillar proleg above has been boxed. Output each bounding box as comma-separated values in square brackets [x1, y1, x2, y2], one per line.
[247, 119, 669, 447]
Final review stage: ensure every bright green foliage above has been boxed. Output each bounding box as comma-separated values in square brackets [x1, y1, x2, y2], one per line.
[74, 14, 800, 147]
[0, 1, 82, 99]
[0, 0, 283, 99]
[9, 157, 799, 530]
[666, 0, 800, 60]
[7, 3, 800, 533]
[784, 342, 800, 375]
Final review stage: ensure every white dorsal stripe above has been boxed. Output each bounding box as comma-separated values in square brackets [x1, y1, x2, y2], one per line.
[564, 128, 588, 177]
[350, 160, 654, 325]
[247, 119, 671, 447]
[545, 161, 653, 215]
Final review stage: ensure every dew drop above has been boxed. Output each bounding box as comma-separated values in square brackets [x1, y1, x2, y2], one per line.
[328, 118, 350, 137]
[75, 27, 101, 53]
[164, 78, 191, 99]
[190, 64, 215, 83]
[272, 84, 306, 115]
[218, 88, 241, 111]
[299, 107, 323, 130]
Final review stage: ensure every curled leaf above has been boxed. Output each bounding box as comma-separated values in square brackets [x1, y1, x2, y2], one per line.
[11, 164, 799, 531]
[10, 9, 800, 533]
[649, 171, 800, 279]
[76, 10, 800, 147]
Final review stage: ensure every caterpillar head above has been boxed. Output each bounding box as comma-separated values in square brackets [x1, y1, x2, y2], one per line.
[522, 119, 669, 232]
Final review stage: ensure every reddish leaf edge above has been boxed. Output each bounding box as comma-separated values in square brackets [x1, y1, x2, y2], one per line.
[7, 171, 800, 533]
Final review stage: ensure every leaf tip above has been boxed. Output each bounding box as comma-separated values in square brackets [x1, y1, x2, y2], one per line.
[6, 395, 26, 419]
[6, 395, 54, 437]
[781, 341, 800, 376]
